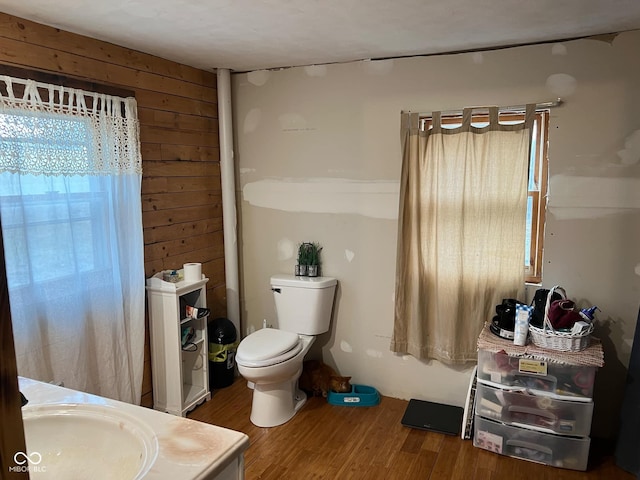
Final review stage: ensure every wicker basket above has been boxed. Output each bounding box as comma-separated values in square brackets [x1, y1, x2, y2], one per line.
[528, 285, 593, 352]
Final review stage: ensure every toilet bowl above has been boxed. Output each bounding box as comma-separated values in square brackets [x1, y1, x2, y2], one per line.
[236, 329, 315, 427]
[235, 274, 337, 428]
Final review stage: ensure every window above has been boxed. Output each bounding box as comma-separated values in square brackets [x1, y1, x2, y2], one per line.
[421, 110, 549, 284]
[525, 111, 549, 284]
[0, 112, 111, 289]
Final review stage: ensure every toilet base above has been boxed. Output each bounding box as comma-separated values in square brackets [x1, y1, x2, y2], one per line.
[238, 334, 316, 427]
[250, 380, 308, 427]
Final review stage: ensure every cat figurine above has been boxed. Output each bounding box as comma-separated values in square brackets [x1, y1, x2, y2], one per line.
[299, 359, 352, 398]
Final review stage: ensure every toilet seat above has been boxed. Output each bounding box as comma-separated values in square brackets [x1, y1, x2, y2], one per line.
[236, 328, 302, 368]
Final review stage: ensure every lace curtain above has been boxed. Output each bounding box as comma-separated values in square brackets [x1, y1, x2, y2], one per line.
[0, 75, 145, 404]
[391, 106, 534, 364]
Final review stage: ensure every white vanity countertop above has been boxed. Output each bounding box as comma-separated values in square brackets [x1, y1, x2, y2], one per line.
[18, 377, 250, 479]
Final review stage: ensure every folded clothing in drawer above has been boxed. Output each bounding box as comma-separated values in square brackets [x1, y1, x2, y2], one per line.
[473, 415, 590, 471]
[475, 382, 593, 437]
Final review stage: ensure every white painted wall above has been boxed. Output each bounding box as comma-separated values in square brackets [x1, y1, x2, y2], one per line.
[232, 31, 640, 438]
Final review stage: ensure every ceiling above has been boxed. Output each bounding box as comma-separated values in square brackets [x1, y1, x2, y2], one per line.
[2, 0, 640, 72]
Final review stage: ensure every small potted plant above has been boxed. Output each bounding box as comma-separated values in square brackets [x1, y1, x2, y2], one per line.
[306, 242, 322, 277]
[295, 243, 309, 276]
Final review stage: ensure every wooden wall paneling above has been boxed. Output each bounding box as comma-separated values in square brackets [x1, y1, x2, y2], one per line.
[138, 108, 219, 133]
[0, 12, 224, 409]
[138, 145, 221, 168]
[140, 125, 218, 147]
[0, 37, 217, 102]
[135, 89, 218, 117]
[141, 313, 154, 410]
[140, 142, 220, 164]
[207, 257, 227, 286]
[142, 191, 222, 212]
[0, 33, 217, 99]
[0, 64, 134, 98]
[0, 222, 28, 478]
[0, 14, 215, 87]
[141, 143, 163, 161]
[160, 144, 220, 162]
[144, 231, 224, 264]
[144, 258, 165, 278]
[209, 284, 229, 320]
[143, 218, 223, 244]
[143, 159, 220, 177]
[143, 204, 223, 230]
[154, 242, 225, 274]
[142, 175, 222, 196]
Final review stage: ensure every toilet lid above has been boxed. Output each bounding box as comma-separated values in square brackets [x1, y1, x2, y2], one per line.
[236, 328, 302, 368]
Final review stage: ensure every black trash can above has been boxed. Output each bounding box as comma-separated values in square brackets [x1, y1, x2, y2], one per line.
[208, 317, 238, 389]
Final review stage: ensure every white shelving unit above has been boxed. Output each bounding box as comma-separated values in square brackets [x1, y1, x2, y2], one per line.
[146, 272, 211, 416]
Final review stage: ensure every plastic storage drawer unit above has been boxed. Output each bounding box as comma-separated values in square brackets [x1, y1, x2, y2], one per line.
[475, 382, 594, 437]
[473, 415, 590, 471]
[477, 349, 596, 400]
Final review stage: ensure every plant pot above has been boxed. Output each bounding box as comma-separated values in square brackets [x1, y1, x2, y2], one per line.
[295, 264, 308, 276]
[307, 265, 319, 277]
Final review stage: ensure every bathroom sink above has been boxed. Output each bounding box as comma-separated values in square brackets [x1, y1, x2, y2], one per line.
[22, 404, 159, 479]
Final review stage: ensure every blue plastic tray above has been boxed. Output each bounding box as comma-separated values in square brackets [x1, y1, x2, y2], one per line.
[327, 384, 380, 407]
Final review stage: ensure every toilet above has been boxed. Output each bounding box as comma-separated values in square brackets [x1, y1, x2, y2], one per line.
[236, 274, 337, 427]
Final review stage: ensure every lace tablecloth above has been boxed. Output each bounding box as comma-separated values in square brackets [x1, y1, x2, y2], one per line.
[477, 322, 604, 367]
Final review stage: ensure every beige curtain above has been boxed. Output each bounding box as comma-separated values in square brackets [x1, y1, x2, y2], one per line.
[391, 105, 534, 364]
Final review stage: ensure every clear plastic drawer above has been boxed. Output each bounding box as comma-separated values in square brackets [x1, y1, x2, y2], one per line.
[477, 349, 596, 400]
[475, 382, 593, 436]
[473, 415, 590, 470]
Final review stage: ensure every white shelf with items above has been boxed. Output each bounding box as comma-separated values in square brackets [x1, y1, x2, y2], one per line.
[146, 271, 211, 416]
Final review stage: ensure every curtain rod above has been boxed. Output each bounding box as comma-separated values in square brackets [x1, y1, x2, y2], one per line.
[404, 98, 563, 117]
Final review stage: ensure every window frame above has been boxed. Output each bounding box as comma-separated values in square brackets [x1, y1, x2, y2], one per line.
[524, 111, 549, 284]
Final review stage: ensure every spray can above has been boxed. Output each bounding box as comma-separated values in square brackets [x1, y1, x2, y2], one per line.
[579, 306, 599, 323]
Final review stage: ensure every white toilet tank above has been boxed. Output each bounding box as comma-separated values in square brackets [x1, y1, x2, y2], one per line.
[270, 274, 337, 335]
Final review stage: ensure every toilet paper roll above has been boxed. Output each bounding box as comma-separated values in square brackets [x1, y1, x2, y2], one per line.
[183, 263, 202, 282]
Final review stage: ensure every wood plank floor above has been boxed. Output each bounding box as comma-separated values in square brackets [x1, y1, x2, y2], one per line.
[187, 378, 632, 480]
